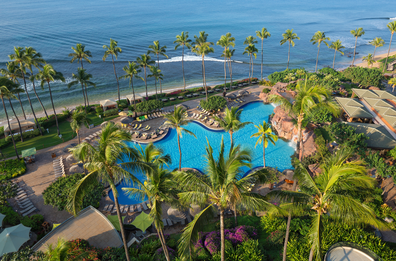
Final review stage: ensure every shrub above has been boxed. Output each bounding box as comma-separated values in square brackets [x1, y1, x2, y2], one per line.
[96, 105, 104, 115]
[21, 214, 44, 231]
[0, 205, 20, 226]
[364, 149, 396, 178]
[217, 239, 266, 261]
[37, 114, 69, 129]
[117, 99, 129, 110]
[326, 122, 368, 154]
[259, 79, 274, 87]
[200, 96, 227, 111]
[0, 126, 4, 137]
[342, 67, 384, 87]
[135, 100, 164, 113]
[0, 246, 45, 261]
[155, 246, 176, 261]
[103, 108, 119, 117]
[262, 88, 271, 94]
[101, 247, 126, 261]
[0, 180, 17, 205]
[0, 158, 26, 181]
[0, 128, 45, 149]
[268, 69, 306, 83]
[308, 106, 335, 124]
[68, 239, 100, 260]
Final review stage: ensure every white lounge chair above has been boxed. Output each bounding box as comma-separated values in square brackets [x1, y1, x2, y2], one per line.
[142, 202, 148, 211]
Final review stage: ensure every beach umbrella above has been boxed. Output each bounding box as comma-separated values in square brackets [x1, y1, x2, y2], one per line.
[0, 224, 31, 256]
[0, 213, 5, 227]
[167, 207, 186, 223]
[120, 117, 133, 124]
[226, 93, 236, 98]
[119, 111, 128, 116]
[131, 211, 153, 232]
[189, 204, 202, 217]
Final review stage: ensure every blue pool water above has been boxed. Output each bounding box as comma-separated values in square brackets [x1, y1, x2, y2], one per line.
[109, 101, 296, 205]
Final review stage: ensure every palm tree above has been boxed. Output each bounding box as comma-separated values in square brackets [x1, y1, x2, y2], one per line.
[148, 41, 168, 94]
[270, 148, 384, 261]
[329, 40, 345, 69]
[280, 29, 300, 70]
[174, 32, 192, 90]
[7, 83, 26, 142]
[67, 122, 151, 261]
[70, 112, 92, 144]
[310, 31, 330, 72]
[383, 21, 396, 73]
[175, 138, 274, 261]
[363, 53, 375, 68]
[388, 77, 396, 92]
[137, 54, 155, 98]
[0, 78, 20, 159]
[192, 31, 214, 101]
[44, 237, 88, 261]
[256, 28, 271, 80]
[217, 33, 235, 91]
[68, 68, 96, 112]
[35, 64, 65, 136]
[134, 142, 171, 168]
[148, 66, 164, 100]
[119, 62, 143, 117]
[163, 106, 196, 171]
[242, 44, 258, 83]
[369, 37, 385, 59]
[103, 39, 122, 101]
[350, 27, 365, 66]
[250, 121, 278, 167]
[221, 49, 235, 91]
[9, 47, 43, 135]
[213, 106, 251, 149]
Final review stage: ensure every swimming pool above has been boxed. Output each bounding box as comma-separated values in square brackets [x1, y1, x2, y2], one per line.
[109, 101, 296, 205]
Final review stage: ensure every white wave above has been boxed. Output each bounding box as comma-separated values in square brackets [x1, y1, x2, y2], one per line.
[329, 35, 370, 49]
[270, 102, 277, 108]
[288, 140, 297, 149]
[390, 17, 396, 20]
[23, 77, 74, 92]
[159, 55, 241, 64]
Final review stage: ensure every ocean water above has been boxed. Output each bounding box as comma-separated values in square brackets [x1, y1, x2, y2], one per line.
[0, 0, 395, 121]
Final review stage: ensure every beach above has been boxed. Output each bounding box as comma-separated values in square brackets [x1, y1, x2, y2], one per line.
[355, 49, 396, 69]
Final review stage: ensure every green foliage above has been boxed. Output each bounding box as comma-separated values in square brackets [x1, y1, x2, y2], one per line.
[0, 204, 20, 226]
[319, 67, 346, 81]
[262, 88, 271, 94]
[0, 246, 45, 261]
[212, 240, 266, 261]
[103, 108, 119, 117]
[117, 99, 129, 110]
[135, 100, 164, 113]
[200, 96, 227, 111]
[342, 67, 384, 87]
[326, 122, 368, 153]
[308, 106, 334, 124]
[37, 114, 69, 129]
[0, 126, 4, 137]
[268, 68, 306, 83]
[20, 214, 44, 231]
[0, 128, 45, 149]
[364, 149, 396, 177]
[43, 173, 104, 211]
[101, 247, 126, 261]
[96, 105, 104, 115]
[0, 158, 26, 180]
[259, 79, 275, 87]
[0, 180, 17, 205]
[388, 146, 396, 160]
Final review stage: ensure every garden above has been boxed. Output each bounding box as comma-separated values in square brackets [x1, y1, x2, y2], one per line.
[0, 158, 26, 181]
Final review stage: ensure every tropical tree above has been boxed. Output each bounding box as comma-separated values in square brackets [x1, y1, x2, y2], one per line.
[250, 121, 278, 167]
[134, 142, 171, 168]
[389, 77, 396, 92]
[148, 41, 168, 94]
[137, 53, 155, 98]
[36, 64, 66, 136]
[383, 21, 396, 73]
[192, 31, 214, 101]
[6, 83, 26, 142]
[350, 27, 365, 66]
[163, 106, 196, 171]
[369, 37, 385, 59]
[174, 32, 192, 90]
[284, 72, 296, 82]
[148, 66, 164, 100]
[67, 122, 151, 261]
[43, 237, 88, 261]
[68, 68, 96, 112]
[280, 29, 300, 70]
[9, 47, 43, 135]
[256, 27, 271, 80]
[221, 49, 236, 91]
[329, 40, 345, 69]
[310, 31, 330, 72]
[119, 62, 143, 117]
[243, 36, 258, 83]
[70, 111, 92, 144]
[175, 138, 274, 261]
[103, 39, 122, 101]
[362, 53, 375, 68]
[217, 33, 235, 91]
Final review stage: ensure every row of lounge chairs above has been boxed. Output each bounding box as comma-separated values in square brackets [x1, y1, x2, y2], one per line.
[136, 109, 175, 122]
[13, 182, 37, 216]
[191, 113, 220, 127]
[102, 201, 150, 214]
[162, 215, 193, 227]
[83, 130, 102, 143]
[130, 128, 166, 140]
[53, 156, 65, 179]
[131, 124, 150, 131]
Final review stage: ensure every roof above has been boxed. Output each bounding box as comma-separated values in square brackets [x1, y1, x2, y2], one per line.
[352, 88, 396, 100]
[363, 97, 396, 129]
[100, 99, 117, 107]
[4, 120, 36, 132]
[345, 122, 396, 149]
[32, 206, 122, 252]
[335, 97, 373, 118]
[126, 94, 143, 101]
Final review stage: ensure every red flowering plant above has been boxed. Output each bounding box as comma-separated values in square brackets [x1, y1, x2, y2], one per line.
[67, 239, 100, 261]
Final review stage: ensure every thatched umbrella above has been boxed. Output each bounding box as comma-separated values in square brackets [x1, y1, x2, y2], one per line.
[167, 207, 187, 223]
[69, 164, 84, 174]
[66, 155, 76, 164]
[189, 204, 202, 217]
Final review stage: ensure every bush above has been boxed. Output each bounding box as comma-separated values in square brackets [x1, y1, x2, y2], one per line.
[68, 239, 101, 260]
[0, 127, 45, 149]
[0, 246, 45, 261]
[200, 96, 227, 111]
[262, 88, 271, 94]
[308, 107, 335, 124]
[0, 205, 20, 226]
[37, 114, 69, 129]
[326, 122, 368, 154]
[62, 107, 71, 117]
[259, 79, 274, 87]
[342, 67, 384, 87]
[0, 158, 26, 181]
[117, 100, 129, 110]
[268, 69, 306, 83]
[213, 239, 266, 261]
[103, 108, 119, 117]
[0, 180, 17, 205]
[135, 100, 164, 114]
[0, 126, 4, 137]
[364, 149, 396, 178]
[21, 214, 44, 231]
[96, 105, 104, 115]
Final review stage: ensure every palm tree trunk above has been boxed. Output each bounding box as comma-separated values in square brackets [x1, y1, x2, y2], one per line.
[30, 74, 49, 119]
[144, 66, 148, 98]
[383, 33, 394, 73]
[248, 55, 251, 82]
[202, 56, 208, 101]
[155, 79, 158, 100]
[47, 82, 60, 136]
[251, 56, 254, 83]
[21, 70, 43, 135]
[111, 55, 120, 101]
[131, 79, 137, 118]
[113, 195, 131, 261]
[8, 98, 24, 142]
[80, 82, 87, 114]
[224, 48, 227, 92]
[2, 96, 19, 159]
[282, 180, 297, 261]
[233, 203, 238, 226]
[77, 130, 80, 144]
[182, 45, 186, 91]
[352, 37, 358, 66]
[230, 131, 233, 150]
[80, 60, 90, 107]
[158, 227, 171, 261]
[157, 55, 163, 94]
[287, 42, 291, 70]
[263, 142, 265, 168]
[297, 117, 303, 161]
[16, 93, 26, 120]
[261, 39, 264, 80]
[315, 44, 321, 72]
[220, 209, 225, 261]
[177, 133, 182, 171]
[373, 46, 377, 60]
[229, 59, 233, 90]
[333, 49, 336, 69]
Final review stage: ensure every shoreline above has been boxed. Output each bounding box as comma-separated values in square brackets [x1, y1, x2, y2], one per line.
[354, 49, 396, 69]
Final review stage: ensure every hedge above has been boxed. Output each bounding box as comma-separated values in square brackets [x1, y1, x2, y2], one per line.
[103, 108, 119, 117]
[135, 100, 164, 113]
[0, 158, 26, 181]
[342, 67, 384, 87]
[268, 69, 306, 83]
[0, 127, 44, 149]
[37, 114, 69, 129]
[200, 96, 227, 111]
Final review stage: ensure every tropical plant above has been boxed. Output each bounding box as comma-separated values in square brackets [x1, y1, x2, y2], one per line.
[369, 37, 385, 59]
[280, 29, 300, 70]
[119, 61, 143, 117]
[70, 112, 92, 144]
[363, 53, 376, 68]
[256, 27, 271, 80]
[310, 31, 330, 72]
[342, 67, 384, 87]
[68, 68, 96, 112]
[222, 49, 236, 91]
[217, 33, 235, 91]
[163, 106, 196, 171]
[383, 21, 396, 73]
[134, 142, 171, 168]
[174, 32, 192, 90]
[69, 43, 92, 69]
[148, 40, 168, 94]
[5, 83, 25, 142]
[67, 122, 151, 261]
[328, 40, 345, 69]
[242, 44, 258, 84]
[137, 53, 155, 98]
[284, 73, 296, 82]
[44, 237, 88, 261]
[350, 27, 365, 66]
[200, 95, 227, 111]
[35, 64, 65, 136]
[389, 77, 396, 92]
[148, 66, 164, 100]
[103, 38, 122, 101]
[250, 121, 278, 167]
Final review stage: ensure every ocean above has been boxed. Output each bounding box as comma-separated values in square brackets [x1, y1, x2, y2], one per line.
[0, 0, 395, 122]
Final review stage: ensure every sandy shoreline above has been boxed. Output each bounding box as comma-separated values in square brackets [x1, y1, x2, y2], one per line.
[354, 49, 396, 69]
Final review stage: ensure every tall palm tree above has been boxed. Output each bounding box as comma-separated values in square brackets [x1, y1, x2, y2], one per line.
[7, 83, 26, 142]
[329, 40, 345, 69]
[70, 111, 92, 144]
[67, 122, 151, 261]
[175, 138, 274, 261]
[217, 33, 235, 91]
[350, 27, 365, 66]
[214, 106, 251, 149]
[35, 65, 65, 136]
[103, 39, 122, 101]
[137, 54, 155, 98]
[221, 49, 235, 91]
[362, 53, 375, 68]
[388, 77, 396, 92]
[383, 21, 396, 73]
[148, 41, 168, 94]
[256, 28, 271, 80]
[119, 62, 143, 117]
[68, 68, 96, 112]
[148, 66, 164, 100]
[369, 37, 385, 59]
[9, 47, 43, 135]
[174, 32, 192, 90]
[242, 44, 258, 83]
[250, 121, 278, 167]
[270, 148, 384, 261]
[163, 106, 196, 171]
[280, 29, 300, 70]
[192, 31, 214, 101]
[310, 31, 330, 72]
[134, 142, 171, 168]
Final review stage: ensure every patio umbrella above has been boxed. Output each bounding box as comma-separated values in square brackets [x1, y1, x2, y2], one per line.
[120, 117, 133, 124]
[0, 213, 5, 227]
[0, 224, 31, 256]
[21, 147, 36, 158]
[119, 111, 128, 117]
[167, 207, 186, 223]
[131, 211, 153, 232]
[226, 93, 236, 98]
